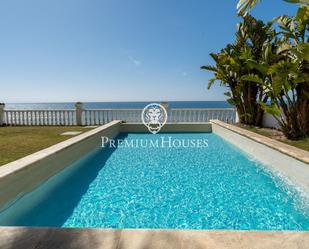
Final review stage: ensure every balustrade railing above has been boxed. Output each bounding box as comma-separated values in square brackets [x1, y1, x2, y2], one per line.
[4, 110, 76, 126]
[3, 108, 236, 126]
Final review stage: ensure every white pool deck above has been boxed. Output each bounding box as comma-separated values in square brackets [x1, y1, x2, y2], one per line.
[0, 120, 308, 248]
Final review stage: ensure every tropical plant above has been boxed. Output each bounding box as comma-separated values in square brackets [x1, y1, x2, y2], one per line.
[203, 2, 308, 139]
[237, 0, 309, 16]
[242, 7, 309, 139]
[201, 15, 274, 126]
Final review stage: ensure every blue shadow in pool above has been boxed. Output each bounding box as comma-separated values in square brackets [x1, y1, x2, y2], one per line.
[0, 135, 123, 227]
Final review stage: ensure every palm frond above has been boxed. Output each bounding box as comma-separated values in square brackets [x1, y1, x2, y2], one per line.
[237, 0, 261, 16]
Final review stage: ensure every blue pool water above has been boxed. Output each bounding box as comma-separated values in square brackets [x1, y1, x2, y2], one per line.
[0, 133, 308, 230]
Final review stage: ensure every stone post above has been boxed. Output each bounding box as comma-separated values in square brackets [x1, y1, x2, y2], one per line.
[160, 102, 169, 111]
[0, 103, 5, 126]
[235, 110, 239, 123]
[75, 102, 84, 126]
[160, 102, 169, 121]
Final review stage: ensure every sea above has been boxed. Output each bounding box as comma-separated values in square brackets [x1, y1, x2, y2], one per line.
[5, 101, 232, 110]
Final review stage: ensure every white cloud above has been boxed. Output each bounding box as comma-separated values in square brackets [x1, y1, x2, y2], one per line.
[182, 71, 188, 77]
[128, 55, 141, 67]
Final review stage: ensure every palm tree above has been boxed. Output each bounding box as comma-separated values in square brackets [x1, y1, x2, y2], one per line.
[201, 16, 273, 126]
[242, 11, 309, 139]
[237, 0, 309, 16]
[201, 47, 248, 123]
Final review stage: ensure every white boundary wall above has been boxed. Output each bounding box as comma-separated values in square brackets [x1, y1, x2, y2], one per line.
[262, 113, 281, 129]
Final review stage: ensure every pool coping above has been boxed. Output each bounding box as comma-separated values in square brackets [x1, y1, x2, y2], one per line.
[0, 120, 122, 179]
[0, 226, 308, 249]
[210, 120, 309, 164]
[0, 122, 308, 248]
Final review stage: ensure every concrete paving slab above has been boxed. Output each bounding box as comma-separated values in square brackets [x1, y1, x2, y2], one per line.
[60, 131, 82, 136]
[0, 227, 308, 249]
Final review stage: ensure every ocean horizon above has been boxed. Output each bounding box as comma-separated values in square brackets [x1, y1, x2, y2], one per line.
[5, 101, 232, 110]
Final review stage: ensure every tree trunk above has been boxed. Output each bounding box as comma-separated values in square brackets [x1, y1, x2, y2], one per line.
[296, 82, 309, 136]
[255, 95, 268, 127]
[241, 82, 259, 125]
[254, 105, 264, 127]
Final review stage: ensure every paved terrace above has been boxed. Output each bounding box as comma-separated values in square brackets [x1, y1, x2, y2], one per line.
[0, 227, 308, 249]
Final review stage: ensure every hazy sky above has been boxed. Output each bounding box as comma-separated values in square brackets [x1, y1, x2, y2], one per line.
[0, 0, 296, 103]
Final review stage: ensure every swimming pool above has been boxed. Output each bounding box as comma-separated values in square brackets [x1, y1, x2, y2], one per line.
[0, 132, 308, 230]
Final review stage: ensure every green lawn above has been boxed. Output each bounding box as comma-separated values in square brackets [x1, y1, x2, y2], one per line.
[0, 126, 94, 166]
[236, 124, 309, 152]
